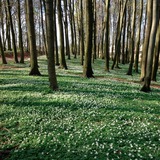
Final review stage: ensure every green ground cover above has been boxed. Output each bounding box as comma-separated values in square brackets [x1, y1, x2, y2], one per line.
[0, 56, 160, 160]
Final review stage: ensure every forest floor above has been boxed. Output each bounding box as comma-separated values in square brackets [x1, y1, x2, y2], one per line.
[0, 55, 160, 160]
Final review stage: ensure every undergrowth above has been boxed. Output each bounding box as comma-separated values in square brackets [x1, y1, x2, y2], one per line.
[0, 56, 160, 160]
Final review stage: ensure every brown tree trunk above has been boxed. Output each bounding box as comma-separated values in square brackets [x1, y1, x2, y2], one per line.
[104, 0, 110, 72]
[64, 0, 71, 60]
[140, 0, 153, 81]
[134, 0, 143, 73]
[46, 0, 58, 90]
[127, 0, 136, 75]
[112, 0, 128, 69]
[57, 0, 68, 69]
[83, 0, 94, 78]
[141, 0, 159, 92]
[6, 0, 19, 63]
[17, 0, 24, 63]
[151, 21, 160, 81]
[26, 0, 41, 75]
[0, 33, 7, 64]
[80, 0, 84, 65]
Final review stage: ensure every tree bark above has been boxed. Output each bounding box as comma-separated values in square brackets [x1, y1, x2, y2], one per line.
[140, 0, 153, 81]
[112, 0, 128, 69]
[26, 0, 41, 76]
[127, 0, 136, 75]
[6, 0, 19, 63]
[57, 0, 68, 69]
[134, 0, 143, 73]
[46, 0, 58, 90]
[17, 0, 24, 63]
[0, 33, 7, 64]
[104, 0, 110, 72]
[83, 0, 94, 78]
[141, 0, 159, 92]
[151, 21, 160, 81]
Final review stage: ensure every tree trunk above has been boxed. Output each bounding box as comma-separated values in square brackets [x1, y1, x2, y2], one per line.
[0, 0, 6, 51]
[93, 0, 97, 61]
[57, 0, 68, 69]
[46, 0, 58, 90]
[127, 0, 136, 75]
[104, 0, 110, 72]
[112, 0, 128, 69]
[151, 21, 160, 81]
[122, 7, 127, 64]
[141, 0, 159, 92]
[83, 0, 94, 78]
[134, 0, 143, 73]
[17, 0, 24, 63]
[140, 0, 152, 81]
[0, 33, 7, 64]
[80, 0, 84, 65]
[64, 0, 71, 60]
[40, 0, 47, 56]
[26, 0, 41, 76]
[6, 0, 19, 63]
[54, 0, 60, 66]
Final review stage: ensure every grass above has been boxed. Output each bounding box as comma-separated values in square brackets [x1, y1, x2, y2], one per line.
[0, 56, 160, 160]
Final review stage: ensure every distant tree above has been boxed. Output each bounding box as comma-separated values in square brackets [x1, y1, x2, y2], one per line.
[6, 0, 19, 63]
[17, 0, 24, 63]
[111, 0, 128, 69]
[45, 0, 58, 90]
[141, 0, 159, 92]
[26, 0, 41, 75]
[79, 0, 85, 65]
[104, 0, 110, 72]
[69, 0, 75, 56]
[63, 0, 71, 60]
[93, 0, 97, 62]
[57, 0, 68, 69]
[134, 0, 143, 73]
[127, 0, 136, 75]
[83, 0, 94, 78]
[53, 0, 60, 66]
[40, 0, 47, 56]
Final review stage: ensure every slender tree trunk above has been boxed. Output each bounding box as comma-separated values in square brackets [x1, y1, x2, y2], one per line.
[69, 0, 75, 56]
[57, 0, 67, 69]
[140, 0, 153, 81]
[73, 1, 77, 59]
[83, 0, 94, 78]
[122, 7, 127, 64]
[104, 0, 110, 72]
[6, 0, 19, 63]
[46, 0, 58, 90]
[40, 0, 47, 56]
[26, 0, 41, 76]
[80, 0, 84, 65]
[54, 0, 60, 66]
[93, 0, 97, 61]
[141, 0, 159, 92]
[151, 21, 160, 81]
[127, 0, 136, 75]
[134, 0, 143, 73]
[112, 0, 128, 69]
[64, 0, 71, 60]
[17, 0, 24, 63]
[0, 0, 6, 51]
